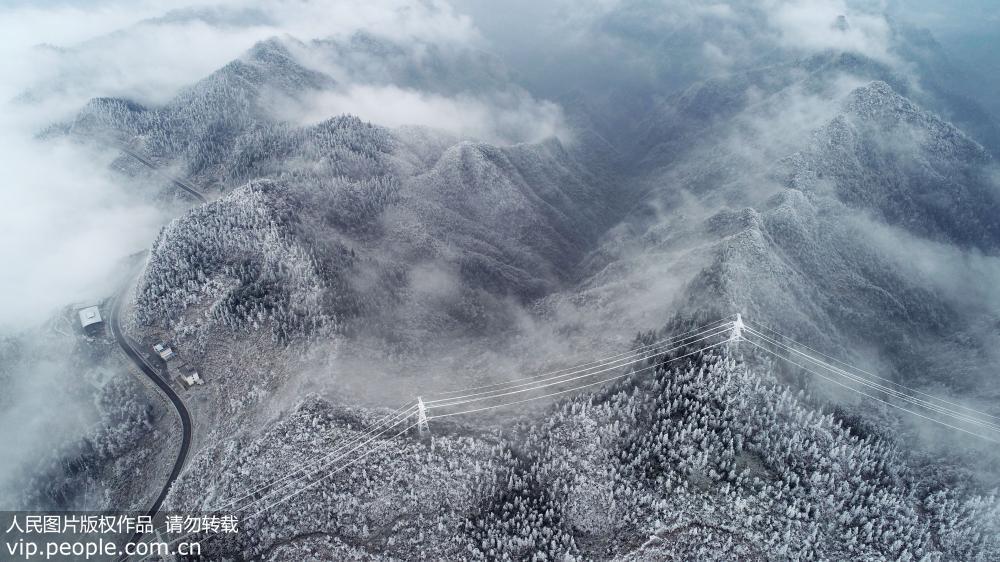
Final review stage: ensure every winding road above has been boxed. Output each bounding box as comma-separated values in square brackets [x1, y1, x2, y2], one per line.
[110, 282, 192, 516]
[110, 146, 205, 554]
[118, 145, 207, 204]
[111, 280, 191, 545]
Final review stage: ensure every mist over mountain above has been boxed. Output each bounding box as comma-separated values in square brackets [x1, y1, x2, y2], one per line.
[2, 1, 1000, 560]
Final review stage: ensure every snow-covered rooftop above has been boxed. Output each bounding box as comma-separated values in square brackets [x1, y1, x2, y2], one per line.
[78, 306, 102, 328]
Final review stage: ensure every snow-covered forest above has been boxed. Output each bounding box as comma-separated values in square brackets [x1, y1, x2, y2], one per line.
[170, 352, 1000, 560]
[5, 1, 1000, 560]
[0, 318, 166, 513]
[63, 38, 614, 357]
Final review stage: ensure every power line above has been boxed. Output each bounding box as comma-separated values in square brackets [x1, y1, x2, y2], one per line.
[244, 420, 421, 521]
[741, 335, 1000, 443]
[137, 326, 735, 560]
[210, 400, 417, 513]
[229, 409, 418, 518]
[129, 320, 737, 559]
[426, 322, 733, 407]
[429, 316, 734, 397]
[427, 325, 733, 411]
[128, 403, 418, 558]
[430, 340, 730, 419]
[742, 327, 1000, 433]
[144, 420, 423, 561]
[743, 318, 1000, 422]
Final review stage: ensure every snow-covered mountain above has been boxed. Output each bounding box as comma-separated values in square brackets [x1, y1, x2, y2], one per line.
[20, 5, 1000, 559]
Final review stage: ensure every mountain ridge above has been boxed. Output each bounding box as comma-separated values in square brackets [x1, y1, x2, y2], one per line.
[39, 15, 1000, 560]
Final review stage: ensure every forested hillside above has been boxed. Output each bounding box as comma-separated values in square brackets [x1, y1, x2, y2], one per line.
[37, 6, 1000, 559]
[169, 352, 999, 560]
[123, 115, 612, 352]
[0, 323, 165, 513]
[561, 75, 1000, 408]
[61, 37, 615, 361]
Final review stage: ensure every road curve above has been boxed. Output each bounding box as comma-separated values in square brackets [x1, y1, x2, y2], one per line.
[118, 145, 207, 204]
[110, 279, 192, 548]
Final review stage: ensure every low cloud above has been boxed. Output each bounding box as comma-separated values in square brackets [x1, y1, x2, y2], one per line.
[0, 0, 520, 326]
[0, 78, 170, 330]
[454, 0, 899, 98]
[0, 136, 166, 329]
[0, 0, 506, 510]
[277, 84, 567, 145]
[1, 0, 480, 111]
[767, 0, 894, 63]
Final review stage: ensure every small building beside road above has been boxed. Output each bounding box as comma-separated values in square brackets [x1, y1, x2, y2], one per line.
[78, 306, 104, 336]
[175, 362, 204, 388]
[153, 343, 175, 361]
[153, 341, 204, 389]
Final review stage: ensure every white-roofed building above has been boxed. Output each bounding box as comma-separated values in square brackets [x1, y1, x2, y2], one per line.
[78, 306, 104, 335]
[175, 362, 204, 388]
[153, 343, 176, 361]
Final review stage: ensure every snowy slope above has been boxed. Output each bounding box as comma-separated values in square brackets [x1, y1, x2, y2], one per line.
[44, 14, 1000, 559]
[570, 80, 1000, 404]
[167, 355, 1000, 560]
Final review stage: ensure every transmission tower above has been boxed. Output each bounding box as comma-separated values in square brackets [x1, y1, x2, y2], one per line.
[416, 396, 430, 437]
[729, 313, 744, 350]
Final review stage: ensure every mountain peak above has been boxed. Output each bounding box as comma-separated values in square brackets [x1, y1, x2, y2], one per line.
[245, 36, 298, 64]
[843, 80, 936, 128]
[846, 80, 905, 110]
[843, 80, 987, 159]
